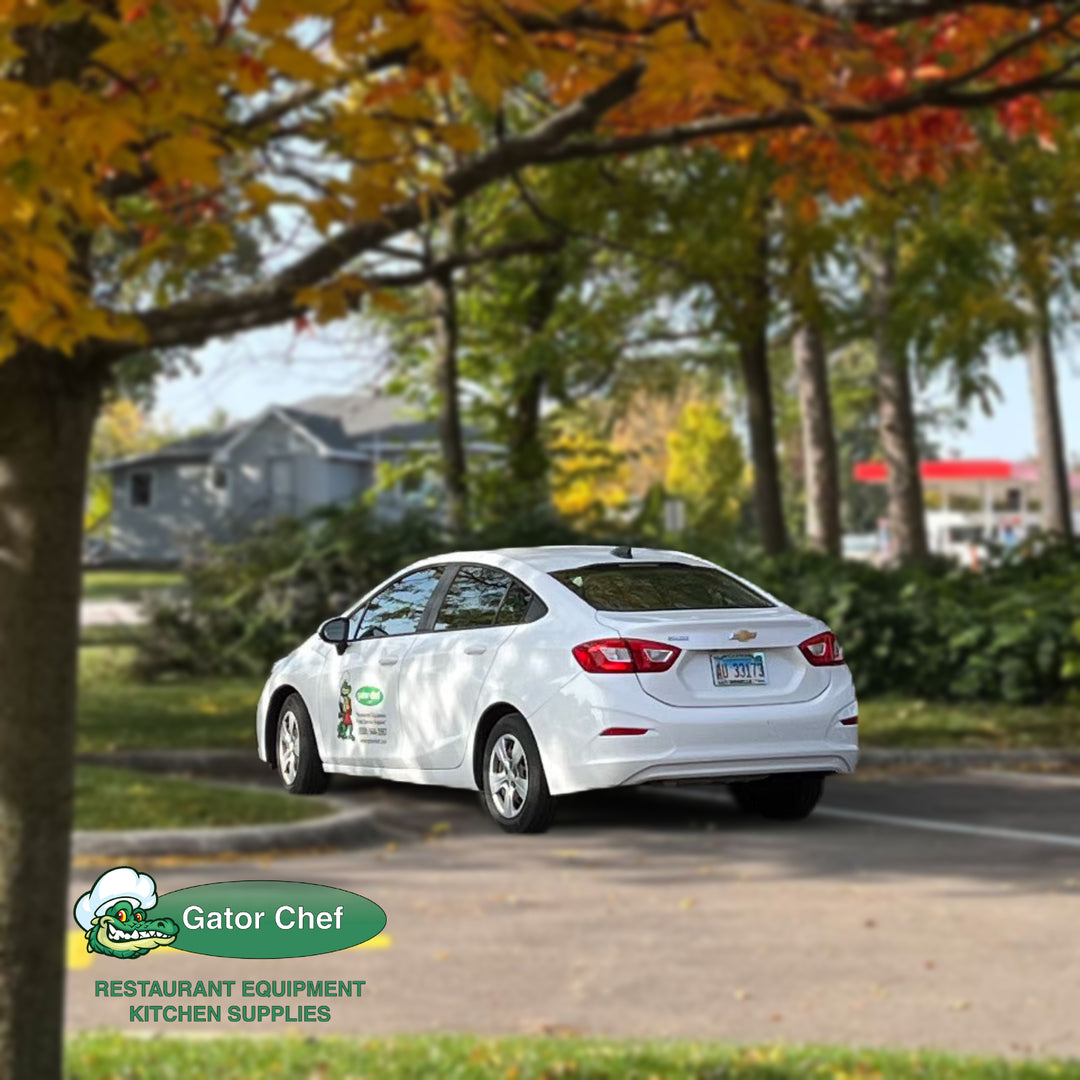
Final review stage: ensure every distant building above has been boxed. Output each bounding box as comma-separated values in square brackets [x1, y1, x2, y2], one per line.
[853, 459, 1080, 564]
[98, 394, 462, 563]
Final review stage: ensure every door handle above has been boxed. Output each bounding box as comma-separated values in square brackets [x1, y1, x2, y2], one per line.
[464, 645, 487, 656]
[378, 656, 399, 666]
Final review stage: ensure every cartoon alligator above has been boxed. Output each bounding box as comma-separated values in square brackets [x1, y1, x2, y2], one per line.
[74, 866, 179, 959]
[337, 675, 355, 740]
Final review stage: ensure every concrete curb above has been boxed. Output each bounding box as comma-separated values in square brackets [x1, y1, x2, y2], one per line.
[860, 747, 1080, 769]
[73, 799, 384, 858]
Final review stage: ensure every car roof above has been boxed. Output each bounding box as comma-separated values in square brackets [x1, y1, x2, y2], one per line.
[430, 545, 707, 574]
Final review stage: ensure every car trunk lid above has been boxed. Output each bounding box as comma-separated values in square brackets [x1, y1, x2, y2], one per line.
[594, 607, 829, 707]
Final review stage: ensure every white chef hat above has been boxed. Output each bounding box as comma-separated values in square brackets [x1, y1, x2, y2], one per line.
[74, 866, 158, 931]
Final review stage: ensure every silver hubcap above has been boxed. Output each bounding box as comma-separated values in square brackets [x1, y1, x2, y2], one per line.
[488, 734, 528, 818]
[278, 710, 300, 785]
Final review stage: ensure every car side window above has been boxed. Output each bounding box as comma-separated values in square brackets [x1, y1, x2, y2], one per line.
[357, 567, 443, 638]
[435, 566, 515, 631]
[495, 581, 535, 626]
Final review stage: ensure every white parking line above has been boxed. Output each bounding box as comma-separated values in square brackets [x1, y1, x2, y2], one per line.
[817, 806, 1080, 850]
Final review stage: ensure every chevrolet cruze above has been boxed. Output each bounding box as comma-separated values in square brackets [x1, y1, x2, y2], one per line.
[256, 545, 858, 832]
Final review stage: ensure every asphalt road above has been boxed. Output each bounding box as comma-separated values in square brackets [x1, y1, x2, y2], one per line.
[66, 769, 1080, 1056]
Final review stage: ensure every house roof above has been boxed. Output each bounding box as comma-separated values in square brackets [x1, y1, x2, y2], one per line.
[99, 393, 441, 471]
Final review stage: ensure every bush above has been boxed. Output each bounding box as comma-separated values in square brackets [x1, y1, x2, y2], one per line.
[738, 541, 1080, 704]
[136, 503, 589, 679]
[139, 510, 1080, 706]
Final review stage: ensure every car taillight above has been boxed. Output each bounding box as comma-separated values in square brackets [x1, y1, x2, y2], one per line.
[572, 638, 681, 674]
[799, 630, 845, 666]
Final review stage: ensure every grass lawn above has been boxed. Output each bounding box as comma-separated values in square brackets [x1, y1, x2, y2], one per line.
[74, 764, 328, 830]
[82, 568, 184, 602]
[78, 646, 262, 752]
[860, 697, 1080, 750]
[64, 1035, 1080, 1079]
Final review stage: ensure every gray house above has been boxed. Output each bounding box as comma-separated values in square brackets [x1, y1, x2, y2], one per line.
[100, 394, 446, 562]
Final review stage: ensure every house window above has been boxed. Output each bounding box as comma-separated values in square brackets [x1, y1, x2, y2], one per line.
[212, 467, 228, 490]
[130, 471, 153, 508]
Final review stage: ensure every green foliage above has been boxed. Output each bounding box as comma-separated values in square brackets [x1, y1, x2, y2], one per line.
[136, 503, 587, 678]
[742, 540, 1080, 705]
[665, 401, 745, 536]
[140, 503, 1080, 706]
[64, 1034, 1080, 1080]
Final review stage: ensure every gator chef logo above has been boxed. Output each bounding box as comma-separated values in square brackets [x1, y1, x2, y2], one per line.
[75, 867, 179, 959]
[355, 685, 383, 707]
[337, 677, 384, 740]
[74, 867, 387, 960]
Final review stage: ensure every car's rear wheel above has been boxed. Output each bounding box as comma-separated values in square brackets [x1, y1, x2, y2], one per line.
[730, 772, 825, 821]
[276, 693, 329, 795]
[481, 714, 556, 834]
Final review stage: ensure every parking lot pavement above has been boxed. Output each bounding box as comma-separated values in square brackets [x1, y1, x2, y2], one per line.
[66, 769, 1080, 1056]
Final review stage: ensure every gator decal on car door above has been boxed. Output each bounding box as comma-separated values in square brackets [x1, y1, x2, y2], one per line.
[338, 677, 388, 744]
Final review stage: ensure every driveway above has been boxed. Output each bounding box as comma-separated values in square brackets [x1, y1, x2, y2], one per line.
[66, 769, 1080, 1056]
[80, 599, 144, 627]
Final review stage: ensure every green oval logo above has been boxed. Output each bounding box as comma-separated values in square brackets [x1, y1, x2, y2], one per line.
[154, 881, 386, 959]
[356, 686, 384, 707]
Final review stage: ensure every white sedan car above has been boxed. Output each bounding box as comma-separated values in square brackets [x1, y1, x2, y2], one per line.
[256, 545, 858, 833]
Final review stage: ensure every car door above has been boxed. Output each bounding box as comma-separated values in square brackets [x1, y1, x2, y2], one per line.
[397, 564, 535, 770]
[321, 565, 445, 767]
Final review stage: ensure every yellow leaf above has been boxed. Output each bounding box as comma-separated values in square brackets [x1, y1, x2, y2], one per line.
[151, 135, 222, 188]
[264, 39, 329, 83]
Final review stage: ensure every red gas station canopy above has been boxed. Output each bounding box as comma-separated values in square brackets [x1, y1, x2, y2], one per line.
[856, 460, 1030, 484]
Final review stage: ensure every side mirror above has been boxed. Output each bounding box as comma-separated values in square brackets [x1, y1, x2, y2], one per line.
[318, 616, 351, 655]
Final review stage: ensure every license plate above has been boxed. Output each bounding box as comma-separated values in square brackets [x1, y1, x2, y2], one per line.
[712, 651, 767, 686]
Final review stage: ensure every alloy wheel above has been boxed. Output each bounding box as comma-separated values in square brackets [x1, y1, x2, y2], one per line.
[488, 733, 528, 818]
[278, 710, 300, 785]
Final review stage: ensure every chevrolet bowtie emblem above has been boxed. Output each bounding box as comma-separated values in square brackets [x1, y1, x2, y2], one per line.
[730, 629, 757, 642]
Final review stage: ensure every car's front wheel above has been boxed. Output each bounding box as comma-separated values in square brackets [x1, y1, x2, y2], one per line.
[481, 714, 556, 834]
[730, 772, 825, 821]
[276, 693, 329, 795]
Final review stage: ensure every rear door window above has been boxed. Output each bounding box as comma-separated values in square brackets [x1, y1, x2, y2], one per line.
[550, 563, 773, 612]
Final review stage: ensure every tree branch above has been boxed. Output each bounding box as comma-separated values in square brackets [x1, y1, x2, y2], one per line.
[135, 64, 644, 349]
[366, 235, 566, 290]
[119, 10, 1079, 354]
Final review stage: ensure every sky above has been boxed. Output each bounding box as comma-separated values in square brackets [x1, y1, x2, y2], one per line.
[152, 321, 1080, 463]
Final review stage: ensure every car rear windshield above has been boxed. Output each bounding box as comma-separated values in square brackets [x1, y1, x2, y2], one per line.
[550, 562, 775, 612]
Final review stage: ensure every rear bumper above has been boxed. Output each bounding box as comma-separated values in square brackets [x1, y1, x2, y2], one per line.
[526, 670, 858, 796]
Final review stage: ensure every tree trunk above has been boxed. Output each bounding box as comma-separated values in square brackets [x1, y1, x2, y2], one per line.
[740, 334, 788, 554]
[869, 235, 928, 562]
[431, 273, 469, 534]
[507, 370, 546, 490]
[0, 348, 104, 1080]
[792, 305, 841, 556]
[736, 208, 787, 555]
[506, 257, 564, 500]
[1025, 292, 1073, 539]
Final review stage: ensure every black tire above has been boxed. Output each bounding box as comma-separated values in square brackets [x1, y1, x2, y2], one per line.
[275, 693, 329, 795]
[481, 713, 556, 834]
[730, 772, 825, 821]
